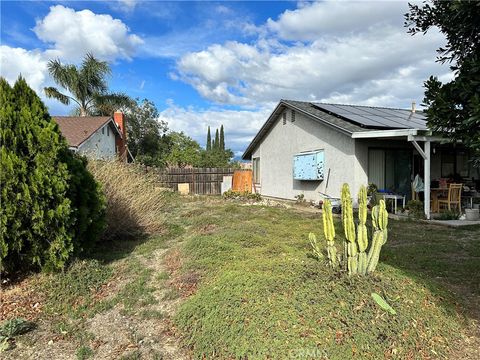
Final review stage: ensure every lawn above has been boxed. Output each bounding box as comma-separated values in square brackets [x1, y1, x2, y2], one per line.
[1, 197, 479, 359]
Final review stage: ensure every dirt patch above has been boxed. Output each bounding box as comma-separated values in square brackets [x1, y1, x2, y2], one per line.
[1, 276, 44, 322]
[196, 223, 217, 234]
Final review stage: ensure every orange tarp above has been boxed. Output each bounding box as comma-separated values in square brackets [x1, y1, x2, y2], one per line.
[232, 170, 253, 192]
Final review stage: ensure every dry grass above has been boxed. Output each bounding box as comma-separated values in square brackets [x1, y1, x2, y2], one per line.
[88, 161, 175, 240]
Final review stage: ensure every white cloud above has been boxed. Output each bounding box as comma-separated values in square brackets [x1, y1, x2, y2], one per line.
[158, 100, 271, 153]
[0, 46, 47, 93]
[33, 5, 143, 62]
[117, 0, 139, 12]
[175, 1, 449, 109]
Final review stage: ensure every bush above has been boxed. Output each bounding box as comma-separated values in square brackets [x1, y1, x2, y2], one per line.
[406, 200, 425, 219]
[61, 152, 106, 254]
[222, 189, 261, 202]
[0, 77, 105, 272]
[437, 210, 461, 220]
[87, 161, 174, 240]
[1, 77, 73, 272]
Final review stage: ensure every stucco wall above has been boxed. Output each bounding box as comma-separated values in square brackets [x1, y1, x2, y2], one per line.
[251, 109, 359, 203]
[78, 123, 116, 160]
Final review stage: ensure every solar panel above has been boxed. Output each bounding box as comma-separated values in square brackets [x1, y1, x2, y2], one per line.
[313, 103, 428, 130]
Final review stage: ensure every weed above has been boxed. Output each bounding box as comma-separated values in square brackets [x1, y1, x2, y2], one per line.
[76, 345, 94, 360]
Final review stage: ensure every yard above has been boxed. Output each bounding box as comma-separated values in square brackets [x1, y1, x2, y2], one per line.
[2, 196, 479, 359]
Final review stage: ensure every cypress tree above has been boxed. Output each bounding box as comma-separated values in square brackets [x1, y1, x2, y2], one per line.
[219, 125, 225, 150]
[206, 126, 211, 151]
[0, 77, 105, 272]
[214, 128, 219, 150]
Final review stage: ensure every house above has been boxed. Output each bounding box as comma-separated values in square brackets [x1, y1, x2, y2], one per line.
[242, 100, 479, 219]
[54, 111, 132, 161]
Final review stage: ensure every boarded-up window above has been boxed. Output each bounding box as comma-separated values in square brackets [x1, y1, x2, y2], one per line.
[253, 157, 260, 183]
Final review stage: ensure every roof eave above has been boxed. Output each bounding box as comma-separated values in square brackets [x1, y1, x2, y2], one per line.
[242, 100, 354, 160]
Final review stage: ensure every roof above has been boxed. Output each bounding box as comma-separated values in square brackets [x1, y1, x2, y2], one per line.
[53, 116, 121, 148]
[242, 100, 428, 160]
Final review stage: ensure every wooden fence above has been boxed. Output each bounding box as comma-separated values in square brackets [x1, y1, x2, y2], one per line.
[154, 167, 238, 195]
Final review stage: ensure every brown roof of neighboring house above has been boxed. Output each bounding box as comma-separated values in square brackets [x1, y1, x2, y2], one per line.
[53, 116, 119, 147]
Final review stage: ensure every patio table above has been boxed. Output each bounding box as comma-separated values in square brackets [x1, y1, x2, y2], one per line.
[381, 194, 405, 214]
[431, 188, 448, 213]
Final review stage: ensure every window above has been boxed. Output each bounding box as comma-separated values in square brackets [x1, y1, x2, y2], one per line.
[291, 110, 296, 122]
[102, 127, 105, 134]
[253, 157, 260, 183]
[282, 112, 286, 125]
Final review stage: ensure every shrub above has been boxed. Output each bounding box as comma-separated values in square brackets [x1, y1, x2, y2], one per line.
[87, 161, 174, 240]
[0, 77, 105, 272]
[222, 189, 261, 201]
[1, 77, 73, 272]
[437, 210, 461, 220]
[61, 152, 106, 254]
[406, 200, 425, 219]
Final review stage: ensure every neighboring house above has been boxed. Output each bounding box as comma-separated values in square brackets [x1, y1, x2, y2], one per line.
[54, 111, 132, 161]
[243, 100, 479, 218]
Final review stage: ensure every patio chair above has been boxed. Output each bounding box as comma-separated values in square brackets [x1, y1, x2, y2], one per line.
[438, 183, 462, 212]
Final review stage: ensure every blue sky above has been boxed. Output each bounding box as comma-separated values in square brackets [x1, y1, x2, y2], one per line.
[1, 1, 450, 155]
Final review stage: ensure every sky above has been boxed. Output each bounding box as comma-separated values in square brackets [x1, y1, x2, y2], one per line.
[0, 1, 451, 157]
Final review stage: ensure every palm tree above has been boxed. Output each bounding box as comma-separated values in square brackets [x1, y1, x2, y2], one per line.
[44, 53, 133, 116]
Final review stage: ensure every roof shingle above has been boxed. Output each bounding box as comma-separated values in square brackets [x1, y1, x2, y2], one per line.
[53, 116, 113, 147]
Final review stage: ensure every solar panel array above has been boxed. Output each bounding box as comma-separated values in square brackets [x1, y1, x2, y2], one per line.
[313, 103, 427, 130]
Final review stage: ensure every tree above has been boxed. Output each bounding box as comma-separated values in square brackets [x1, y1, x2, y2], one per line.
[165, 132, 202, 168]
[214, 128, 220, 150]
[1, 77, 105, 272]
[206, 126, 212, 151]
[44, 53, 133, 116]
[405, 1, 480, 163]
[219, 124, 225, 150]
[124, 98, 168, 166]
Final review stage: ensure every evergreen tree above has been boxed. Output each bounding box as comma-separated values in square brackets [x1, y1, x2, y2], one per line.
[1, 77, 74, 271]
[214, 128, 220, 150]
[206, 126, 212, 151]
[219, 125, 225, 150]
[0, 77, 105, 272]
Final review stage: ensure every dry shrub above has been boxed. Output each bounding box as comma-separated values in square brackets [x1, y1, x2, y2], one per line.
[88, 161, 173, 240]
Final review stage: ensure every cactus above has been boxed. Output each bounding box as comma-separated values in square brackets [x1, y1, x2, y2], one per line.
[322, 199, 337, 267]
[341, 184, 358, 275]
[356, 185, 368, 275]
[366, 199, 389, 273]
[309, 232, 323, 260]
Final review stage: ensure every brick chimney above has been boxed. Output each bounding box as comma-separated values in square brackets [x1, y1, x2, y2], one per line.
[113, 111, 127, 161]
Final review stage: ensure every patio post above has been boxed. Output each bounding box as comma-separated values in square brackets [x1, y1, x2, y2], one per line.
[424, 141, 431, 220]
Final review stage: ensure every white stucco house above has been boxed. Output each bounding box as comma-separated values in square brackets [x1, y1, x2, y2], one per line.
[243, 100, 479, 219]
[54, 111, 132, 161]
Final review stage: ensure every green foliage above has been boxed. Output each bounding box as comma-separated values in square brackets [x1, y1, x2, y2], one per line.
[308, 232, 323, 260]
[125, 98, 168, 166]
[165, 131, 203, 167]
[206, 126, 211, 151]
[371, 293, 396, 315]
[76, 345, 94, 360]
[0, 77, 105, 272]
[437, 210, 461, 221]
[219, 124, 225, 150]
[41, 259, 112, 317]
[406, 200, 425, 219]
[0, 317, 36, 352]
[1, 77, 73, 271]
[222, 190, 261, 201]
[61, 152, 106, 254]
[405, 1, 480, 163]
[214, 128, 219, 150]
[44, 53, 133, 116]
[0, 318, 35, 338]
